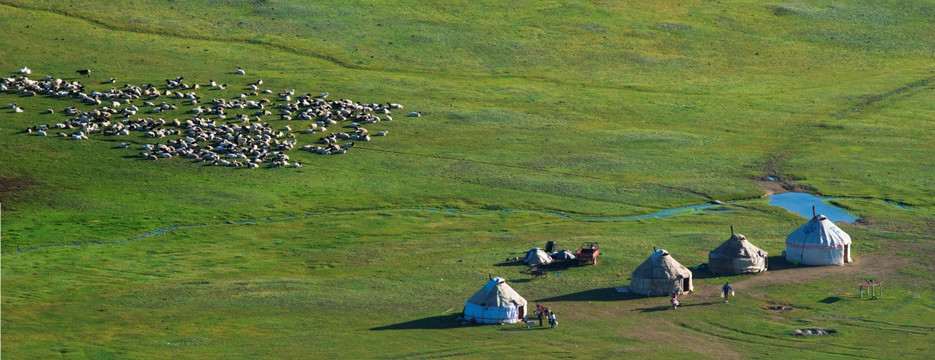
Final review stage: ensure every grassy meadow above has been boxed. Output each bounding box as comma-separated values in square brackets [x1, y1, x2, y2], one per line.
[1, 0, 934, 358]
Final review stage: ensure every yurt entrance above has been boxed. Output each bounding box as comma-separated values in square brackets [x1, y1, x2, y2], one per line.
[682, 278, 690, 292]
[517, 305, 525, 320]
[844, 245, 851, 263]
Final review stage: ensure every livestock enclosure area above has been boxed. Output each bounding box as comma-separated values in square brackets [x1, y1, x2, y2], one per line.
[1, 0, 934, 359]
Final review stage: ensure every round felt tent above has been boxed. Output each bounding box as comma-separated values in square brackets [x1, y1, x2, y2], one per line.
[708, 230, 768, 275]
[785, 214, 852, 266]
[630, 249, 693, 297]
[463, 277, 527, 324]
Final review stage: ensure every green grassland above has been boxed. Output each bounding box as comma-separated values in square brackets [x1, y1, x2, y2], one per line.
[1, 0, 934, 358]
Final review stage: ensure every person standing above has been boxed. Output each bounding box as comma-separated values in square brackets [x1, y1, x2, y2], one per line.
[723, 282, 733, 303]
[549, 311, 557, 328]
[535, 303, 546, 326]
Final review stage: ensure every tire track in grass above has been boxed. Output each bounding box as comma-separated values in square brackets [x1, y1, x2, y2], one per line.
[852, 318, 935, 331]
[381, 344, 514, 360]
[358, 145, 707, 208]
[678, 322, 860, 359]
[704, 321, 872, 353]
[839, 319, 930, 336]
[0, 2, 362, 71]
[832, 75, 935, 119]
[355, 147, 605, 181]
[2, 203, 735, 255]
[0, 2, 718, 96]
[57, 264, 170, 281]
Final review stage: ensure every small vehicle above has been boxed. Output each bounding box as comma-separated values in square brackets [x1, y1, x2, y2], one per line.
[671, 295, 680, 310]
[575, 242, 600, 265]
[526, 268, 548, 279]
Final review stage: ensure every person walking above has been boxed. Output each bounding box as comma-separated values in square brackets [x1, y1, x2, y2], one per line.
[723, 282, 733, 303]
[549, 311, 557, 328]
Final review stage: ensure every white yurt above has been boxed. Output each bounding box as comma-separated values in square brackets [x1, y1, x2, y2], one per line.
[708, 231, 768, 275]
[463, 277, 527, 324]
[523, 248, 553, 266]
[785, 214, 852, 266]
[630, 249, 693, 297]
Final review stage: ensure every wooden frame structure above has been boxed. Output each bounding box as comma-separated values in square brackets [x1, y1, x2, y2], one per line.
[859, 280, 883, 300]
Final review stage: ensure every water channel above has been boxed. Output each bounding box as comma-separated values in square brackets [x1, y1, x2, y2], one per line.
[766, 192, 858, 222]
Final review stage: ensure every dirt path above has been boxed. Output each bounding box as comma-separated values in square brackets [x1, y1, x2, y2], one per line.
[696, 254, 908, 298]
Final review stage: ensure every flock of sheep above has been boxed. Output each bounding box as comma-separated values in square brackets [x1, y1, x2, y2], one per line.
[4, 68, 420, 169]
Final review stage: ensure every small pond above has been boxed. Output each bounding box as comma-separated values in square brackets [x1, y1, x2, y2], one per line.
[767, 192, 858, 223]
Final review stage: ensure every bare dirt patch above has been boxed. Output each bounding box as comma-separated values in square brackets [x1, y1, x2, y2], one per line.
[765, 304, 796, 312]
[756, 152, 817, 197]
[754, 178, 816, 197]
[694, 254, 910, 298]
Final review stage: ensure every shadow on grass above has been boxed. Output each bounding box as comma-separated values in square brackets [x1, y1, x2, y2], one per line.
[370, 314, 463, 331]
[501, 327, 552, 332]
[691, 268, 720, 280]
[690, 256, 791, 279]
[493, 261, 524, 267]
[538, 287, 626, 302]
[635, 301, 720, 313]
[765, 255, 798, 271]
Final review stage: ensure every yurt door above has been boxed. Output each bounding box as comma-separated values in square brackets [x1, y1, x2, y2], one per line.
[844, 245, 850, 263]
[682, 278, 690, 292]
[517, 305, 525, 320]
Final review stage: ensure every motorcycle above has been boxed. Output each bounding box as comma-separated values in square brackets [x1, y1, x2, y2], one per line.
[670, 296, 681, 310]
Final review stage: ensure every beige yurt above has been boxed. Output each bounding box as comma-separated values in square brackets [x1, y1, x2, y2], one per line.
[708, 231, 768, 275]
[630, 249, 693, 297]
[463, 277, 527, 324]
[785, 214, 852, 266]
[523, 248, 553, 266]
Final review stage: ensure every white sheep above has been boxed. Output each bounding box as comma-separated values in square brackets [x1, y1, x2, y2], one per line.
[236, 67, 246, 75]
[18, 66, 31, 74]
